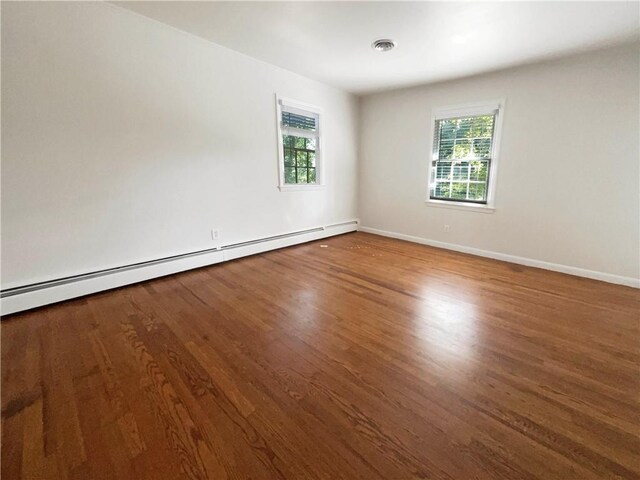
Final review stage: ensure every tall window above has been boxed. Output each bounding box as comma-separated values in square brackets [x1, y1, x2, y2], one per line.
[276, 97, 322, 190]
[429, 102, 502, 207]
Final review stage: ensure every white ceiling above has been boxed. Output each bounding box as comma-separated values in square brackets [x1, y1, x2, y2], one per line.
[115, 1, 640, 94]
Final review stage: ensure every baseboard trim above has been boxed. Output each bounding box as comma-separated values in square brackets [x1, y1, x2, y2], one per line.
[1, 220, 358, 315]
[358, 226, 640, 288]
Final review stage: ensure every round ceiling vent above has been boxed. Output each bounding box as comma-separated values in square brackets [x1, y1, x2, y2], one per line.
[371, 39, 397, 52]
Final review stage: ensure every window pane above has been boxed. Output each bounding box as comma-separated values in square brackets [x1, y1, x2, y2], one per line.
[281, 130, 318, 185]
[306, 137, 316, 150]
[469, 160, 488, 181]
[283, 135, 294, 148]
[438, 143, 454, 161]
[452, 162, 469, 180]
[473, 138, 492, 158]
[296, 151, 308, 167]
[437, 121, 455, 160]
[437, 114, 494, 161]
[294, 136, 306, 149]
[432, 112, 494, 204]
[453, 139, 472, 159]
[433, 182, 450, 198]
[296, 168, 308, 184]
[284, 148, 294, 167]
[468, 183, 487, 201]
[282, 111, 316, 131]
[450, 182, 468, 200]
[434, 161, 451, 180]
[284, 167, 296, 184]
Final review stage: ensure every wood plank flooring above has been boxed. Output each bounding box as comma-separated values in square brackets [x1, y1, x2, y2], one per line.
[2, 232, 639, 479]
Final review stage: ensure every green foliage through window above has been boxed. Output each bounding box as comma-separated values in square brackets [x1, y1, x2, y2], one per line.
[430, 113, 495, 203]
[283, 135, 317, 185]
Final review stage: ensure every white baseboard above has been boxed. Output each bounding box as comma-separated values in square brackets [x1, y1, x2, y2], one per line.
[1, 220, 358, 316]
[1, 249, 227, 316]
[221, 221, 356, 261]
[359, 226, 640, 288]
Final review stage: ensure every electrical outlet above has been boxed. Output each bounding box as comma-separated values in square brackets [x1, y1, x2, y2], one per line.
[443, 224, 450, 233]
[211, 229, 219, 240]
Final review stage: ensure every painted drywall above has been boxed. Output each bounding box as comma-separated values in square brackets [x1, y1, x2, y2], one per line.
[359, 44, 640, 281]
[1, 2, 359, 289]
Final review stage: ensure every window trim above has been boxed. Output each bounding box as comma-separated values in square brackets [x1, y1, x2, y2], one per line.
[426, 99, 505, 211]
[275, 95, 324, 191]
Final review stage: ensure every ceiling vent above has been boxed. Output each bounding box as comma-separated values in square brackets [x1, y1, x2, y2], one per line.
[371, 39, 397, 52]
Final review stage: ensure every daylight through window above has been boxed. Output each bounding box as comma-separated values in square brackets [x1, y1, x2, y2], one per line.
[430, 112, 496, 204]
[278, 101, 321, 188]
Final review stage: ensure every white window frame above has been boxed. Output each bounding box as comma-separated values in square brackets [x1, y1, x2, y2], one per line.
[426, 99, 505, 213]
[275, 95, 324, 191]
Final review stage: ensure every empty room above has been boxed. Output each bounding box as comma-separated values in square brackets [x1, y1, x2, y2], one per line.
[1, 1, 639, 479]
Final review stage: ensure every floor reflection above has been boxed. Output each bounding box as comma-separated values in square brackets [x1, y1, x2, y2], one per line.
[413, 283, 480, 367]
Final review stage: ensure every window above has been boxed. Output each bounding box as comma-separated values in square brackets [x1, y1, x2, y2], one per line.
[428, 102, 503, 209]
[276, 97, 322, 190]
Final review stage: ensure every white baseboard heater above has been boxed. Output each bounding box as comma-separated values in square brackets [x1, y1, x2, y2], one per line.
[1, 220, 358, 316]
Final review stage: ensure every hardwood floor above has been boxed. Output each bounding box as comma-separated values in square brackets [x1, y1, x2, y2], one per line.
[2, 232, 639, 480]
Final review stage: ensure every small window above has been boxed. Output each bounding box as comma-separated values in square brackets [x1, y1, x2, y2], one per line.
[276, 97, 322, 190]
[429, 102, 503, 208]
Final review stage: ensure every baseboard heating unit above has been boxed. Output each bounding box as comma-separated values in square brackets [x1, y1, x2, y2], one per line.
[1, 220, 358, 315]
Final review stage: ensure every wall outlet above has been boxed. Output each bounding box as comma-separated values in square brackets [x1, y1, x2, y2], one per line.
[211, 229, 219, 240]
[443, 224, 450, 233]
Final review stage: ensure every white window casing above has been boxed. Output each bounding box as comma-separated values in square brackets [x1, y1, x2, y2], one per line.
[427, 100, 505, 212]
[275, 96, 324, 191]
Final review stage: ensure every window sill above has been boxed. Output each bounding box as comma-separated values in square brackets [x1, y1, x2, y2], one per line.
[278, 184, 325, 192]
[425, 199, 495, 213]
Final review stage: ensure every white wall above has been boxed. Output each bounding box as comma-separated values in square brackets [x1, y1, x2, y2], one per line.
[3, 2, 637, 294]
[359, 44, 640, 282]
[1, 2, 359, 289]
